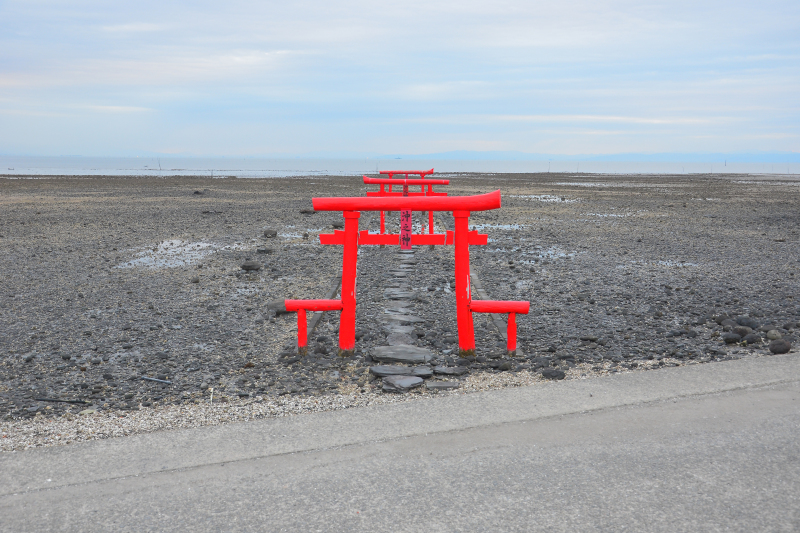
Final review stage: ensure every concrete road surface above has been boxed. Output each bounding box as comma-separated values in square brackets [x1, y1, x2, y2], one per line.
[2, 354, 799, 532]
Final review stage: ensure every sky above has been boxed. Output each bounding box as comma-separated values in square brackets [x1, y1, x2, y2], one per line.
[1, 0, 798, 157]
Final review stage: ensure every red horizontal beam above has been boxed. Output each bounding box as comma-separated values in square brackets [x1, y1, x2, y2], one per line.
[379, 169, 434, 177]
[312, 190, 501, 213]
[357, 231, 447, 246]
[363, 176, 449, 186]
[366, 191, 428, 197]
[285, 299, 344, 312]
[470, 300, 530, 314]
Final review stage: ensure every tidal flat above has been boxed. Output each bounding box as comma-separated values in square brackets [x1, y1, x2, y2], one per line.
[1, 173, 797, 450]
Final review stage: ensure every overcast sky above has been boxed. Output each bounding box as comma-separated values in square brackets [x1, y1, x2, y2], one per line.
[1, 0, 798, 156]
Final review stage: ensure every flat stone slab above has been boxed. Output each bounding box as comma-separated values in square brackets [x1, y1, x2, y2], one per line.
[373, 345, 433, 364]
[384, 307, 413, 315]
[387, 332, 416, 346]
[434, 365, 470, 376]
[369, 365, 433, 378]
[382, 324, 415, 334]
[411, 366, 433, 378]
[426, 381, 460, 390]
[384, 315, 426, 324]
[384, 290, 416, 300]
[382, 375, 424, 392]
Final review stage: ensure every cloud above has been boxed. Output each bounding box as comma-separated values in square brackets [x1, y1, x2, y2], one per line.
[0, 0, 797, 155]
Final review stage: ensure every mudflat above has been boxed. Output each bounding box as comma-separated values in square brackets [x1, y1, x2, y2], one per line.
[0, 173, 797, 449]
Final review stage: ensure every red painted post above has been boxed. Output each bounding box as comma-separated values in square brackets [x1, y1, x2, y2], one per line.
[453, 210, 475, 356]
[507, 312, 516, 355]
[339, 211, 360, 355]
[297, 310, 308, 355]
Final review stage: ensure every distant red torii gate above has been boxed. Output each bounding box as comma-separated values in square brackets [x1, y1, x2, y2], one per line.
[285, 189, 530, 357]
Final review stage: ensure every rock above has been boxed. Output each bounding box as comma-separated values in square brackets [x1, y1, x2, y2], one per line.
[411, 366, 433, 378]
[299, 209, 316, 215]
[541, 368, 566, 380]
[369, 365, 432, 378]
[257, 248, 273, 254]
[766, 329, 782, 340]
[733, 326, 752, 337]
[426, 381, 460, 390]
[531, 356, 551, 369]
[191, 277, 200, 283]
[720, 318, 738, 328]
[263, 229, 278, 238]
[580, 335, 598, 342]
[382, 375, 423, 392]
[370, 365, 414, 377]
[433, 365, 469, 376]
[736, 316, 760, 329]
[742, 333, 762, 345]
[769, 339, 791, 354]
[79, 408, 97, 415]
[722, 333, 741, 344]
[331, 221, 344, 229]
[241, 260, 262, 271]
[372, 345, 433, 364]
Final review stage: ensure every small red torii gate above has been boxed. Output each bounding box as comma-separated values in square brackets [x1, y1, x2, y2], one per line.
[364, 169, 448, 240]
[285, 187, 530, 357]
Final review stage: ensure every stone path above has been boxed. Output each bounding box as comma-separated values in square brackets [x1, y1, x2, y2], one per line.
[368, 248, 463, 392]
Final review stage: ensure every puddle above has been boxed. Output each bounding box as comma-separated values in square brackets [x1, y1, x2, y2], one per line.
[555, 182, 675, 189]
[116, 239, 249, 269]
[470, 223, 524, 231]
[487, 245, 576, 260]
[510, 194, 578, 203]
[623, 260, 699, 269]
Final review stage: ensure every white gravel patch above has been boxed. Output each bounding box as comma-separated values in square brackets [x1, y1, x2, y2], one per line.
[0, 359, 722, 453]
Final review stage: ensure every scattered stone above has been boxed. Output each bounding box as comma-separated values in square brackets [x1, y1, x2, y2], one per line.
[263, 229, 278, 238]
[742, 333, 762, 344]
[769, 339, 791, 354]
[241, 260, 262, 271]
[766, 329, 782, 340]
[736, 316, 760, 329]
[382, 375, 423, 392]
[541, 368, 566, 380]
[722, 333, 742, 344]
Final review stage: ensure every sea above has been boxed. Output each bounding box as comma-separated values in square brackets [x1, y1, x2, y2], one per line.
[0, 156, 797, 178]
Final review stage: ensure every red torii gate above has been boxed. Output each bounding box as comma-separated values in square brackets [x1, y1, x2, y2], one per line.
[285, 189, 530, 357]
[364, 169, 448, 240]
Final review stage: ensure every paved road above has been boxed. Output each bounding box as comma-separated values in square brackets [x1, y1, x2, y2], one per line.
[2, 354, 800, 532]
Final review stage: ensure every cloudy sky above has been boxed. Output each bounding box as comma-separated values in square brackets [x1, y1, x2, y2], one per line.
[1, 0, 798, 156]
